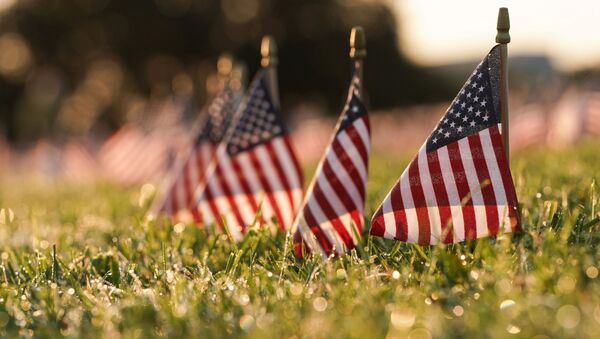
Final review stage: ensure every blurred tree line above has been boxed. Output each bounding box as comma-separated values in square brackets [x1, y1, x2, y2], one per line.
[0, 0, 452, 144]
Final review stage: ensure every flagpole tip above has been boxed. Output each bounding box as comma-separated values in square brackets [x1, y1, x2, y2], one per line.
[217, 53, 234, 77]
[496, 7, 510, 44]
[350, 26, 367, 60]
[261, 35, 278, 68]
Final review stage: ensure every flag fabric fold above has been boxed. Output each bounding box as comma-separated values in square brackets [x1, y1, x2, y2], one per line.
[292, 63, 370, 257]
[371, 45, 520, 244]
[191, 69, 303, 240]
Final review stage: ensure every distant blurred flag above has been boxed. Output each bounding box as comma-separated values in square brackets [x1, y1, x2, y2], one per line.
[510, 104, 547, 150]
[192, 69, 303, 240]
[149, 85, 240, 220]
[581, 91, 600, 137]
[292, 64, 369, 257]
[371, 46, 520, 244]
[99, 100, 189, 186]
[60, 141, 98, 182]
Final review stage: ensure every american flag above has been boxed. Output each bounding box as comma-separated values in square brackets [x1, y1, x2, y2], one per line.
[150, 86, 240, 220]
[292, 65, 369, 257]
[581, 91, 600, 138]
[510, 104, 548, 150]
[99, 99, 190, 186]
[371, 46, 520, 244]
[191, 69, 303, 240]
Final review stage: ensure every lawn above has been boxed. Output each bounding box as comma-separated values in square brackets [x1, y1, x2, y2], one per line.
[1, 142, 600, 338]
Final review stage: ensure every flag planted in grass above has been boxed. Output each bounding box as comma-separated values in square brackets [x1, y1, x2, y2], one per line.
[371, 46, 520, 244]
[192, 69, 303, 241]
[293, 64, 370, 257]
[150, 85, 240, 220]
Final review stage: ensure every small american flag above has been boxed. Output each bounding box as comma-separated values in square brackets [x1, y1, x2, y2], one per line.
[150, 86, 239, 220]
[191, 69, 303, 240]
[292, 64, 369, 257]
[371, 46, 520, 244]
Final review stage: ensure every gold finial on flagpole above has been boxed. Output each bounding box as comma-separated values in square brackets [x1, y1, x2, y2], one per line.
[496, 8, 511, 44]
[217, 53, 234, 77]
[260, 35, 280, 108]
[261, 35, 278, 68]
[217, 53, 234, 90]
[350, 26, 366, 99]
[350, 26, 366, 60]
[496, 7, 510, 163]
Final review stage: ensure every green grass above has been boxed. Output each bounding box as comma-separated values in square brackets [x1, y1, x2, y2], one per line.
[1, 142, 600, 338]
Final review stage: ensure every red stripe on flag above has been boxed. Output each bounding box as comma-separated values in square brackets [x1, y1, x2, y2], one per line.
[446, 142, 477, 240]
[312, 183, 354, 249]
[427, 151, 454, 244]
[303, 206, 334, 255]
[390, 182, 409, 241]
[264, 140, 296, 227]
[247, 150, 286, 228]
[468, 134, 500, 236]
[344, 124, 369, 166]
[230, 157, 265, 225]
[331, 140, 365, 197]
[489, 125, 521, 231]
[408, 159, 431, 245]
[321, 161, 363, 232]
[213, 162, 247, 232]
[282, 136, 304, 191]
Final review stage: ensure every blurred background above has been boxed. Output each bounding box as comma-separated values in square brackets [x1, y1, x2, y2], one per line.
[0, 0, 599, 183]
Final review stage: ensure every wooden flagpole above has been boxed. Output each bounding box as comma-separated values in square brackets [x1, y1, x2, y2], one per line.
[350, 26, 366, 99]
[496, 7, 510, 163]
[261, 35, 280, 110]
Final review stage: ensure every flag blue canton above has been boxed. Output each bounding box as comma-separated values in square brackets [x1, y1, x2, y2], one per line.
[338, 93, 367, 133]
[426, 46, 501, 152]
[227, 70, 287, 155]
[196, 87, 236, 145]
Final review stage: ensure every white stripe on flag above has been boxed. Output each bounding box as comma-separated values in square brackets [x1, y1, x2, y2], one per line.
[305, 198, 346, 254]
[354, 117, 370, 153]
[316, 173, 359, 244]
[236, 153, 276, 226]
[272, 138, 302, 210]
[325, 149, 363, 210]
[436, 147, 465, 241]
[400, 167, 419, 243]
[381, 188, 398, 239]
[417, 147, 442, 244]
[337, 131, 367, 183]
[479, 129, 511, 233]
[254, 146, 293, 228]
[219, 155, 256, 225]
[457, 138, 488, 238]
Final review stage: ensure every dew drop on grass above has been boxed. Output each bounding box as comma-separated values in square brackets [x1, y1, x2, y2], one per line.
[390, 309, 416, 329]
[453, 305, 464, 317]
[500, 299, 515, 310]
[556, 305, 580, 329]
[239, 314, 255, 331]
[506, 324, 521, 334]
[586, 266, 598, 279]
[174, 223, 185, 234]
[313, 297, 327, 312]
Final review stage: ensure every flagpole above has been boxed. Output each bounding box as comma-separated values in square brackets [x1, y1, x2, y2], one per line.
[217, 52, 234, 90]
[261, 35, 280, 110]
[350, 26, 366, 99]
[496, 7, 510, 162]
